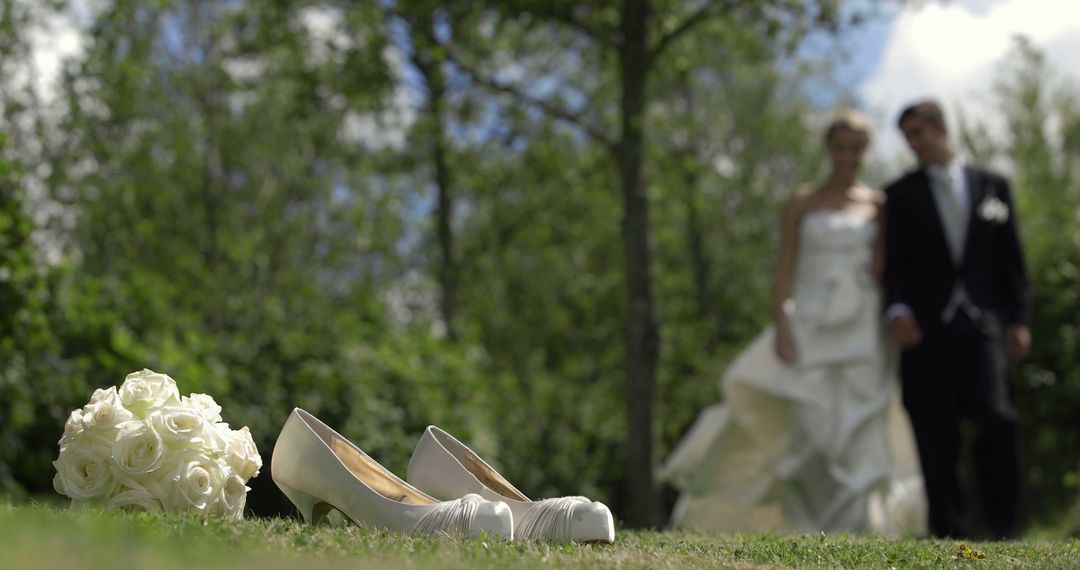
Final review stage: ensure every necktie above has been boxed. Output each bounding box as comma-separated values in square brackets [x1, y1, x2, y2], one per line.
[936, 171, 965, 262]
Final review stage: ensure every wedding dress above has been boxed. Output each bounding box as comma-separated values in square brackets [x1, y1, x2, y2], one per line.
[660, 209, 927, 536]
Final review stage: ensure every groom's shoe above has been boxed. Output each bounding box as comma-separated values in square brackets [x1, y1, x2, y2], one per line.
[272, 409, 513, 539]
[407, 426, 615, 543]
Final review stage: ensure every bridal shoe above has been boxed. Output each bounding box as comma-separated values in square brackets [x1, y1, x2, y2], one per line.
[272, 409, 513, 539]
[407, 426, 615, 543]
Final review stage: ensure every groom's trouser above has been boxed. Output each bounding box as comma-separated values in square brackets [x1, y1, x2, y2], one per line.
[900, 313, 1021, 539]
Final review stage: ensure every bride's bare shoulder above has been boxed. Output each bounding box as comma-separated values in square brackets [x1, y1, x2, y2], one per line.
[786, 184, 818, 213]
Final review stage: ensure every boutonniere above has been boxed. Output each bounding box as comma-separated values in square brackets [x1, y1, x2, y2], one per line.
[977, 196, 1009, 223]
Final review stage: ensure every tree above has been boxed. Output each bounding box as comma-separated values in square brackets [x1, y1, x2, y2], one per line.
[37, 0, 450, 512]
[0, 0, 69, 499]
[994, 39, 1080, 524]
[1, 0, 872, 524]
[0, 132, 55, 496]
[436, 0, 845, 527]
[958, 37, 1080, 525]
[383, 2, 477, 341]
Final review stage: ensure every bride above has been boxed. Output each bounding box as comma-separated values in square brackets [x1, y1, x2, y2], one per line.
[661, 110, 926, 535]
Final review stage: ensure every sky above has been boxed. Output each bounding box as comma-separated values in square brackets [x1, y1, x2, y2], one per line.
[849, 0, 1080, 162]
[26, 1, 1080, 163]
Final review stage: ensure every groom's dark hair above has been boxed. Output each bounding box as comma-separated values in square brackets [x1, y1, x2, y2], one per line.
[897, 99, 946, 128]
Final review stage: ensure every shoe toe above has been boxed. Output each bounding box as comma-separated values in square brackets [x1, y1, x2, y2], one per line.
[471, 500, 514, 540]
[569, 501, 615, 543]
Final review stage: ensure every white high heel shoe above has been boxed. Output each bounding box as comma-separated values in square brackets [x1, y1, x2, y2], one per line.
[271, 409, 513, 539]
[407, 426, 615, 543]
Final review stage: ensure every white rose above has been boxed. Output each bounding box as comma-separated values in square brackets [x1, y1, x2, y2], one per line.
[149, 407, 208, 449]
[59, 409, 85, 446]
[220, 473, 248, 520]
[118, 369, 181, 418]
[53, 441, 115, 501]
[168, 450, 226, 513]
[223, 426, 262, 481]
[182, 393, 223, 423]
[202, 422, 229, 455]
[108, 485, 165, 513]
[90, 386, 118, 404]
[78, 423, 123, 453]
[82, 387, 135, 430]
[60, 414, 115, 456]
[111, 420, 165, 479]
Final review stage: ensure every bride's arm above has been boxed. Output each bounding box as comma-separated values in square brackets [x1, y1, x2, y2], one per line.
[772, 188, 807, 363]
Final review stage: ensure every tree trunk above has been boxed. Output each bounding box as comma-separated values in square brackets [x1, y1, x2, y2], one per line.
[431, 78, 458, 341]
[681, 167, 714, 333]
[619, 0, 664, 528]
[190, 0, 224, 332]
[411, 19, 458, 340]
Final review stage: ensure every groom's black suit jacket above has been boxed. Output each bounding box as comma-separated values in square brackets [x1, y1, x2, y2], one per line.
[883, 165, 1031, 333]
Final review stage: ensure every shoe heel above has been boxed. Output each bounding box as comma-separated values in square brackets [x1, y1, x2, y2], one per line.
[277, 480, 338, 525]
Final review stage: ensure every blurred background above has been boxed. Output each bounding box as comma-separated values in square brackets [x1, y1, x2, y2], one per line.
[1, 0, 1078, 534]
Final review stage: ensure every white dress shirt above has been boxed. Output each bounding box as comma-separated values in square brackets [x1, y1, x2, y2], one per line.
[927, 160, 969, 262]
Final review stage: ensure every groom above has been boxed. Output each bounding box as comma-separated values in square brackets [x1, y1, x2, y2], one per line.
[883, 100, 1031, 540]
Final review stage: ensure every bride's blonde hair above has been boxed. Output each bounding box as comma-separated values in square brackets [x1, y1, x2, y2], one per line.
[824, 109, 874, 146]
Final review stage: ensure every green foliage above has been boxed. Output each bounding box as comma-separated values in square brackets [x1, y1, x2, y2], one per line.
[1, 0, 489, 513]
[451, 130, 629, 502]
[0, 133, 56, 495]
[956, 37, 1080, 525]
[995, 39, 1080, 524]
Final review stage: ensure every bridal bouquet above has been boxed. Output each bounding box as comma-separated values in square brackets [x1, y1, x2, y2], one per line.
[52, 369, 262, 518]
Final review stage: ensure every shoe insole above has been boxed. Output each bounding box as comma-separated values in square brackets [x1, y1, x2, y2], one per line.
[432, 429, 530, 502]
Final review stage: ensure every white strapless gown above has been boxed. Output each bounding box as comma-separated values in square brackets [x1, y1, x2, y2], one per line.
[660, 210, 927, 536]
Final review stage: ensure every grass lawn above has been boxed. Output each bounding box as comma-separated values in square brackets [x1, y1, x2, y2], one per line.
[3, 504, 1077, 569]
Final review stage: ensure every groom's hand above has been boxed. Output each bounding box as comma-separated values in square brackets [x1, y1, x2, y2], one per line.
[1008, 325, 1031, 361]
[889, 313, 923, 348]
